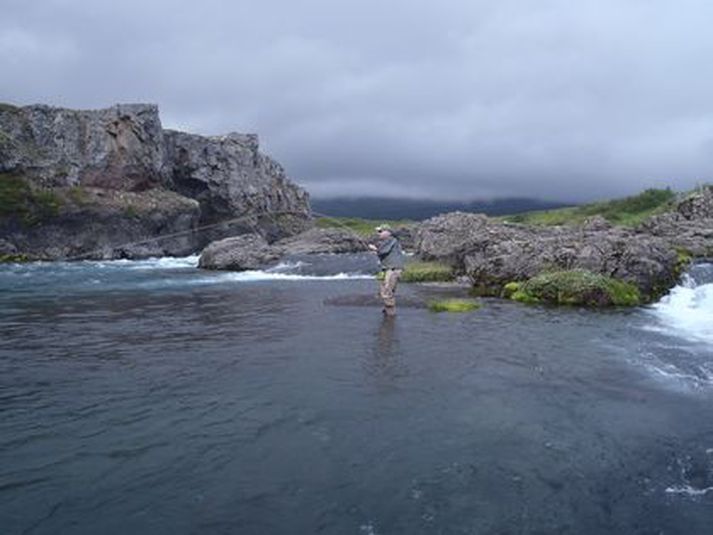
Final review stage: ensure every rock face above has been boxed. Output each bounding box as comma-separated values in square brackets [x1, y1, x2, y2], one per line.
[198, 228, 369, 270]
[198, 234, 281, 271]
[640, 186, 713, 257]
[0, 102, 310, 259]
[164, 131, 309, 242]
[416, 212, 679, 299]
[274, 228, 369, 255]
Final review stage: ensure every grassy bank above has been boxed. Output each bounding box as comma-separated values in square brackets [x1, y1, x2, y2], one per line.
[502, 188, 676, 227]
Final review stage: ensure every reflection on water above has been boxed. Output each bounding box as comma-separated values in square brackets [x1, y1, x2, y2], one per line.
[365, 316, 408, 389]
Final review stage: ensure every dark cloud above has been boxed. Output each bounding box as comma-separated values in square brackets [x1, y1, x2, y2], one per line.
[2, 0, 713, 201]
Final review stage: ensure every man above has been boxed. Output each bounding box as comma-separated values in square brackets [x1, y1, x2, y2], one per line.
[368, 225, 406, 316]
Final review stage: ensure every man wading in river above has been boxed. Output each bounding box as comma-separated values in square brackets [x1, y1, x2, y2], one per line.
[369, 225, 405, 316]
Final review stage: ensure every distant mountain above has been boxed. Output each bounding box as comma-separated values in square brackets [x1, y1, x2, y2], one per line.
[311, 196, 573, 221]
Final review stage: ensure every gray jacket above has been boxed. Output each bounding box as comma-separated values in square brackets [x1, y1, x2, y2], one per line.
[376, 237, 405, 270]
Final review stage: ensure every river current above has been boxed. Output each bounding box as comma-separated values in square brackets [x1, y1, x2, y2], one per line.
[1, 255, 713, 534]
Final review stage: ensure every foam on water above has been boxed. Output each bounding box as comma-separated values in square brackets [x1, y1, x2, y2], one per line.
[649, 263, 713, 345]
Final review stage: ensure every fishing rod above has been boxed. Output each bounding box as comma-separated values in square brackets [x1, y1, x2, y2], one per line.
[62, 208, 380, 261]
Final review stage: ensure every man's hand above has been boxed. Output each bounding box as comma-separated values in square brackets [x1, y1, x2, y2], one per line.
[368, 244, 377, 252]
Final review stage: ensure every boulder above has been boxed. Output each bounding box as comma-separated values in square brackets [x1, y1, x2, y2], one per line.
[274, 228, 368, 255]
[198, 227, 370, 271]
[198, 234, 280, 271]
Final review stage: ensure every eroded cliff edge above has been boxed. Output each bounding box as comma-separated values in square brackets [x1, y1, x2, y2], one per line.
[0, 102, 310, 259]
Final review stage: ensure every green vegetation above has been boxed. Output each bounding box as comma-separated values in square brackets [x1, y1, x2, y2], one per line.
[510, 270, 641, 307]
[428, 299, 481, 313]
[67, 185, 89, 205]
[501, 281, 521, 298]
[316, 216, 412, 236]
[0, 103, 19, 113]
[0, 174, 29, 217]
[377, 261, 455, 283]
[502, 188, 676, 227]
[0, 173, 62, 225]
[673, 248, 693, 280]
[0, 253, 30, 263]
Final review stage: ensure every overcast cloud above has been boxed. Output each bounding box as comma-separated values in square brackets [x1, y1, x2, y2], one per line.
[2, 0, 713, 201]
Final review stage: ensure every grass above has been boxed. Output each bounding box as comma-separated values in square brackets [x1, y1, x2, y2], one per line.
[0, 173, 62, 224]
[377, 261, 455, 283]
[315, 216, 412, 236]
[511, 270, 641, 307]
[428, 299, 481, 313]
[502, 188, 676, 227]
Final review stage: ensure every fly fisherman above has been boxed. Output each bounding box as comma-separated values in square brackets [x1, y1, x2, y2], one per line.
[368, 225, 406, 316]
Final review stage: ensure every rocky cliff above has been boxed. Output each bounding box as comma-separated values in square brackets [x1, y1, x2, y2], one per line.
[0, 102, 310, 259]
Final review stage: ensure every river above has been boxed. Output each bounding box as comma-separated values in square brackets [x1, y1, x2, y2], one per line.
[1, 255, 713, 534]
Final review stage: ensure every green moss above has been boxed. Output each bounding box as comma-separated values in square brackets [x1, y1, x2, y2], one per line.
[501, 281, 521, 298]
[316, 216, 412, 236]
[502, 188, 676, 227]
[511, 270, 641, 307]
[428, 299, 481, 313]
[377, 261, 454, 283]
[674, 248, 693, 275]
[0, 253, 30, 263]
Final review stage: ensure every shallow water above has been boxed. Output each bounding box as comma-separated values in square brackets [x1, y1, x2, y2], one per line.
[2, 256, 713, 534]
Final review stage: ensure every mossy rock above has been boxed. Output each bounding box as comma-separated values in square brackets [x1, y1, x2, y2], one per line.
[428, 299, 481, 313]
[376, 261, 454, 283]
[511, 270, 641, 307]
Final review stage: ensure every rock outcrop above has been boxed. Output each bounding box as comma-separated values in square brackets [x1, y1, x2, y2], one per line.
[274, 228, 369, 255]
[416, 212, 679, 299]
[0, 102, 310, 259]
[198, 234, 281, 271]
[198, 227, 369, 270]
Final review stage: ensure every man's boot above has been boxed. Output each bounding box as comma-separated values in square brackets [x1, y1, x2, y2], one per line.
[383, 305, 396, 317]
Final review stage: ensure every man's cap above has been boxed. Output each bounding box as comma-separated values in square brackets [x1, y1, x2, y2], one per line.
[375, 224, 393, 232]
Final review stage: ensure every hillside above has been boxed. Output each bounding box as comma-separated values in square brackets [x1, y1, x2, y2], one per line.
[501, 188, 677, 226]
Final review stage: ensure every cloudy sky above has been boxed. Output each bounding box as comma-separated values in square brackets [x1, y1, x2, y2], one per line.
[2, 0, 713, 201]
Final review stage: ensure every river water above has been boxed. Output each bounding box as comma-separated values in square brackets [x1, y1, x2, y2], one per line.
[1, 255, 713, 534]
